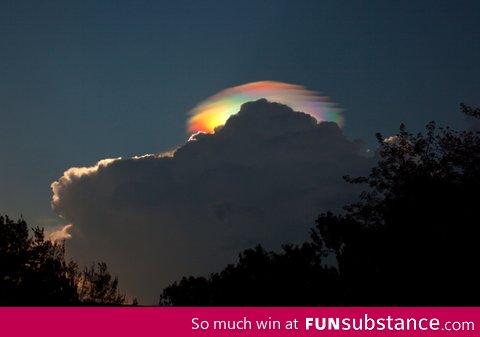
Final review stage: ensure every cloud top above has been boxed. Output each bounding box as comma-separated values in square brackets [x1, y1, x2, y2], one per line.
[188, 81, 343, 134]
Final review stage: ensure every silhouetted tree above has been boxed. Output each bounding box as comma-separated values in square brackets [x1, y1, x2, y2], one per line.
[1, 215, 127, 305]
[0, 215, 78, 305]
[160, 104, 480, 306]
[461, 102, 480, 118]
[77, 262, 126, 305]
[316, 104, 480, 305]
[160, 244, 341, 306]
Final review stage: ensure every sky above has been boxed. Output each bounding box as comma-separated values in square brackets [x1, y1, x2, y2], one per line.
[1, 0, 480, 303]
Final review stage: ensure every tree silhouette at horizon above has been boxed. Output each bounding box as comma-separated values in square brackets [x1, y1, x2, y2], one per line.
[160, 104, 480, 306]
[0, 215, 127, 306]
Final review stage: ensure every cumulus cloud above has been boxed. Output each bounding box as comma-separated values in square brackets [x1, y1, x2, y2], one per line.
[51, 99, 372, 303]
[46, 224, 73, 242]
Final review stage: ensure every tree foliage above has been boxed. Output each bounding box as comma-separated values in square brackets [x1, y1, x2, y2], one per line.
[160, 104, 480, 306]
[0, 215, 126, 305]
[316, 105, 480, 305]
[0, 215, 78, 305]
[160, 244, 340, 306]
[77, 262, 126, 305]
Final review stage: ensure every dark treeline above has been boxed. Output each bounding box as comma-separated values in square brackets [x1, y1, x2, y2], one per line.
[160, 104, 480, 306]
[2, 105, 479, 306]
[0, 215, 127, 306]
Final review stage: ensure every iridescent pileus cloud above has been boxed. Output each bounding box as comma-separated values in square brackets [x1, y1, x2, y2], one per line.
[51, 98, 371, 304]
[188, 81, 343, 134]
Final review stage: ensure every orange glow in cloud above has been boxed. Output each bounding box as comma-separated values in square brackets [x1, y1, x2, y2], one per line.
[188, 81, 343, 134]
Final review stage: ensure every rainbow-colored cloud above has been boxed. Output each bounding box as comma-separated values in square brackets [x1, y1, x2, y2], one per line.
[188, 81, 343, 134]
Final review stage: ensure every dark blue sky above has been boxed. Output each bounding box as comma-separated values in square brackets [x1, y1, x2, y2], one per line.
[1, 0, 479, 225]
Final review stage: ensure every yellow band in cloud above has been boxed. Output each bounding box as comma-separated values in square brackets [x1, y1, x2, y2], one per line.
[188, 81, 343, 134]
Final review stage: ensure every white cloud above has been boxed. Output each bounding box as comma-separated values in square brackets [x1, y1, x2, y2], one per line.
[51, 158, 121, 204]
[46, 224, 73, 242]
[50, 99, 372, 303]
[383, 135, 399, 144]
